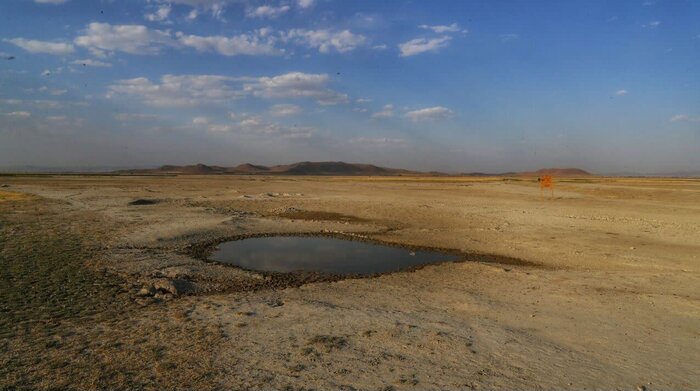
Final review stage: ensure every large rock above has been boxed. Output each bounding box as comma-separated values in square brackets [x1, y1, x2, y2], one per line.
[153, 279, 194, 296]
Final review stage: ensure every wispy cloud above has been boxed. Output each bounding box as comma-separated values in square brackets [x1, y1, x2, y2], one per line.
[107, 75, 243, 107]
[297, 0, 315, 9]
[270, 104, 302, 117]
[670, 114, 700, 122]
[418, 23, 466, 34]
[399, 36, 451, 57]
[349, 137, 406, 146]
[615, 89, 628, 96]
[499, 33, 519, 42]
[246, 5, 291, 19]
[192, 116, 210, 125]
[204, 114, 314, 140]
[371, 104, 394, 119]
[3, 111, 32, 118]
[108, 72, 349, 107]
[405, 106, 453, 121]
[113, 113, 159, 121]
[3, 38, 74, 55]
[70, 59, 112, 67]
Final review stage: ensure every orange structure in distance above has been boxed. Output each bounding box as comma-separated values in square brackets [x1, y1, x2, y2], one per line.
[539, 175, 554, 189]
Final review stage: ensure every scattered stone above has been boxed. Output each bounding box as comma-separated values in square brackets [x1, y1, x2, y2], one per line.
[235, 311, 256, 317]
[265, 298, 284, 307]
[137, 286, 154, 297]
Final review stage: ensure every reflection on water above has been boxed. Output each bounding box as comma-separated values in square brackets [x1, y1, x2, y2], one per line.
[209, 236, 458, 275]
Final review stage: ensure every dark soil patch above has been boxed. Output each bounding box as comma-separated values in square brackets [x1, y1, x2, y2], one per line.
[128, 198, 160, 206]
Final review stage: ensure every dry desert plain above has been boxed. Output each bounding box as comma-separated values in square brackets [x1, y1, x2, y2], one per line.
[1, 174, 699, 390]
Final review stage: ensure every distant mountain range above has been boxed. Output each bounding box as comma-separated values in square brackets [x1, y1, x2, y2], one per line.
[6, 163, 699, 176]
[116, 161, 413, 175]
[114, 162, 594, 177]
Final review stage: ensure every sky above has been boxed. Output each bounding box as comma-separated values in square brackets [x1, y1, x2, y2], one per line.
[0, 0, 698, 174]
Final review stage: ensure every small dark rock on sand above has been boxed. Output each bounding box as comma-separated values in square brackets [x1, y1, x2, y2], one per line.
[128, 198, 159, 206]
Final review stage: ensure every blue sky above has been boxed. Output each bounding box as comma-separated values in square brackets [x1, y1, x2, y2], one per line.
[0, 0, 698, 174]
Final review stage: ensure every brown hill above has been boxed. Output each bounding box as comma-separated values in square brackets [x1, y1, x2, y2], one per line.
[229, 163, 270, 173]
[116, 162, 415, 176]
[268, 161, 407, 175]
[115, 163, 592, 177]
[519, 168, 592, 177]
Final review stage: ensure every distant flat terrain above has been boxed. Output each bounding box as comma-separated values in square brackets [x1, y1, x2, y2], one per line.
[1, 175, 698, 390]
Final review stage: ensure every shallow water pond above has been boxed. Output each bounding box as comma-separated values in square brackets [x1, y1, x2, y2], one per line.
[209, 236, 459, 275]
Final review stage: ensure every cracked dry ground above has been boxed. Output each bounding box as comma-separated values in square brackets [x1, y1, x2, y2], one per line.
[1, 176, 699, 390]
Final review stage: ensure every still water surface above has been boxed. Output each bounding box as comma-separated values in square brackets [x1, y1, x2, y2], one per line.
[209, 236, 459, 275]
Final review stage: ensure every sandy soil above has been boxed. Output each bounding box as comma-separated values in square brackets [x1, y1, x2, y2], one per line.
[1, 175, 698, 390]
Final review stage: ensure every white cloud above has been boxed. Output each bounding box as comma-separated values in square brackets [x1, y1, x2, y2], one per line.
[670, 114, 700, 123]
[645, 21, 661, 28]
[270, 104, 302, 116]
[284, 29, 367, 53]
[46, 115, 67, 121]
[398, 36, 451, 57]
[205, 114, 313, 139]
[40, 67, 63, 76]
[371, 104, 394, 119]
[297, 0, 315, 8]
[356, 98, 372, 103]
[244, 72, 349, 105]
[145, 5, 172, 22]
[186, 9, 199, 20]
[70, 59, 112, 67]
[3, 38, 74, 55]
[34, 0, 68, 4]
[108, 75, 242, 107]
[4, 111, 32, 118]
[405, 106, 453, 121]
[615, 89, 628, 96]
[109, 72, 350, 107]
[38, 86, 67, 96]
[418, 23, 465, 34]
[2, 99, 64, 109]
[113, 113, 159, 121]
[164, 0, 229, 18]
[246, 5, 291, 19]
[349, 137, 406, 146]
[75, 23, 174, 55]
[499, 33, 519, 42]
[192, 116, 210, 125]
[176, 30, 281, 56]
